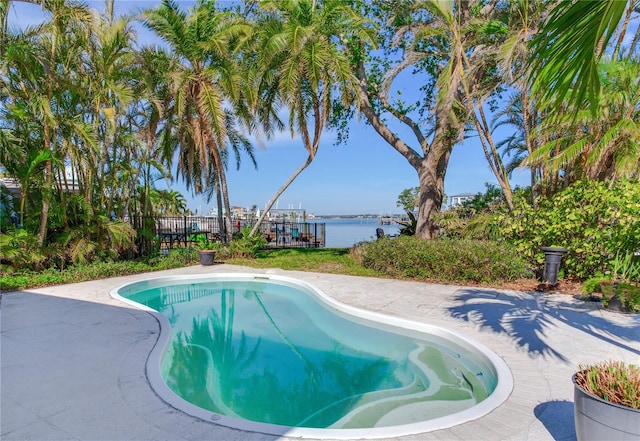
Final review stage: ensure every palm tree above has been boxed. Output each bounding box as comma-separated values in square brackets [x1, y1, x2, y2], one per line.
[2, 0, 94, 245]
[124, 47, 176, 221]
[142, 0, 254, 242]
[492, 93, 547, 197]
[529, 1, 629, 115]
[525, 59, 640, 183]
[150, 189, 187, 216]
[452, 2, 521, 211]
[82, 11, 137, 217]
[493, 0, 546, 200]
[249, 0, 375, 237]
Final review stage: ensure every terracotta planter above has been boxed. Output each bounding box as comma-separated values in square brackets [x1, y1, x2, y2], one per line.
[198, 250, 216, 266]
[573, 373, 640, 441]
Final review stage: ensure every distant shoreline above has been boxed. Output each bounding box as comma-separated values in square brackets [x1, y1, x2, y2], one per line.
[313, 214, 405, 219]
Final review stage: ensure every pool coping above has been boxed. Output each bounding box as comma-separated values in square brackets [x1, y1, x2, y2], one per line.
[110, 273, 514, 440]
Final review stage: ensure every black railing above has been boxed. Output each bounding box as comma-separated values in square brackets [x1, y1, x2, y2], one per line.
[130, 215, 325, 256]
[257, 220, 325, 248]
[131, 215, 222, 256]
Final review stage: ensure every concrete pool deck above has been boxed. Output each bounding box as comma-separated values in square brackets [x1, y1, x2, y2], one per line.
[2, 264, 639, 441]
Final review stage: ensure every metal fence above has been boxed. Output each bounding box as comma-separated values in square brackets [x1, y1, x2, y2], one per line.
[256, 220, 325, 249]
[130, 215, 222, 256]
[130, 215, 325, 256]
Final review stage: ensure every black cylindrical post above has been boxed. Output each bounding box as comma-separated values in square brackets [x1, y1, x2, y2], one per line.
[541, 247, 568, 285]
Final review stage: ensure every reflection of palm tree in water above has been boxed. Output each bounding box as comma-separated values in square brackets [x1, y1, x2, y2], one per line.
[247, 290, 320, 390]
[166, 288, 261, 414]
[246, 290, 396, 426]
[166, 286, 395, 426]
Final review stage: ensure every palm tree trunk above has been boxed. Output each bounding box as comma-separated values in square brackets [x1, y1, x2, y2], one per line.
[213, 171, 224, 239]
[612, 4, 633, 60]
[38, 122, 52, 246]
[249, 154, 314, 238]
[209, 146, 233, 242]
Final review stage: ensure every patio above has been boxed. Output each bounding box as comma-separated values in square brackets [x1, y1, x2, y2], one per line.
[2, 264, 639, 440]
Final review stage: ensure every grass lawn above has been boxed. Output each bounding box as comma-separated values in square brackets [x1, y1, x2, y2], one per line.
[224, 248, 381, 277]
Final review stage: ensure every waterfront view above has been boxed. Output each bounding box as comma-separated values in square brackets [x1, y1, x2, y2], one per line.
[315, 218, 401, 248]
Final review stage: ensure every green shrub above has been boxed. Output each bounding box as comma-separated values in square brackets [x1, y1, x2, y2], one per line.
[611, 251, 640, 285]
[0, 229, 46, 271]
[148, 248, 199, 269]
[353, 236, 531, 284]
[581, 277, 608, 295]
[397, 210, 417, 236]
[500, 180, 640, 279]
[600, 282, 640, 313]
[229, 227, 266, 258]
[0, 250, 198, 292]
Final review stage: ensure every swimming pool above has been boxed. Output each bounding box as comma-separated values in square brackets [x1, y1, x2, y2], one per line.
[112, 274, 512, 439]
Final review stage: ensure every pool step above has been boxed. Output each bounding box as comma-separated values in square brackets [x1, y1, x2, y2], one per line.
[296, 375, 426, 427]
[328, 345, 483, 429]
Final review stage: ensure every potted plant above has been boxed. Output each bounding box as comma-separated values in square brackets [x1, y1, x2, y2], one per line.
[573, 361, 640, 441]
[193, 234, 218, 266]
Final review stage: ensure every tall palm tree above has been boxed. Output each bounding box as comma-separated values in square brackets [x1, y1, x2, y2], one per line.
[143, 0, 254, 242]
[493, 0, 546, 200]
[124, 47, 176, 222]
[249, 0, 375, 237]
[2, 0, 94, 245]
[449, 2, 517, 211]
[82, 12, 137, 217]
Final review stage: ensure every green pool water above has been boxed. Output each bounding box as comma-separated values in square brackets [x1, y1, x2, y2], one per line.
[121, 277, 497, 429]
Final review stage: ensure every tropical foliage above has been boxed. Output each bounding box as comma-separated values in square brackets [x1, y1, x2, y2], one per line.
[248, 0, 375, 236]
[500, 180, 640, 280]
[434, 184, 512, 241]
[1, 0, 639, 287]
[526, 59, 640, 183]
[353, 236, 531, 284]
[142, 0, 257, 242]
[0, 0, 259, 269]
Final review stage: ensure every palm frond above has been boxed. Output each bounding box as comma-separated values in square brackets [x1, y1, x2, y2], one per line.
[530, 1, 627, 114]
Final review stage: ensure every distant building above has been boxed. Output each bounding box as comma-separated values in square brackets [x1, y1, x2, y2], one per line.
[448, 193, 475, 208]
[230, 206, 245, 219]
[0, 166, 80, 199]
[206, 206, 255, 220]
[0, 178, 20, 226]
[268, 208, 307, 222]
[0, 178, 21, 201]
[207, 205, 310, 222]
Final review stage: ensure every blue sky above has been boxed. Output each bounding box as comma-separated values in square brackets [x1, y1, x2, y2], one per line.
[8, 0, 531, 216]
[216, 120, 530, 216]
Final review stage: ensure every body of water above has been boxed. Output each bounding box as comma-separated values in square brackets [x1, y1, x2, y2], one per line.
[312, 218, 401, 248]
